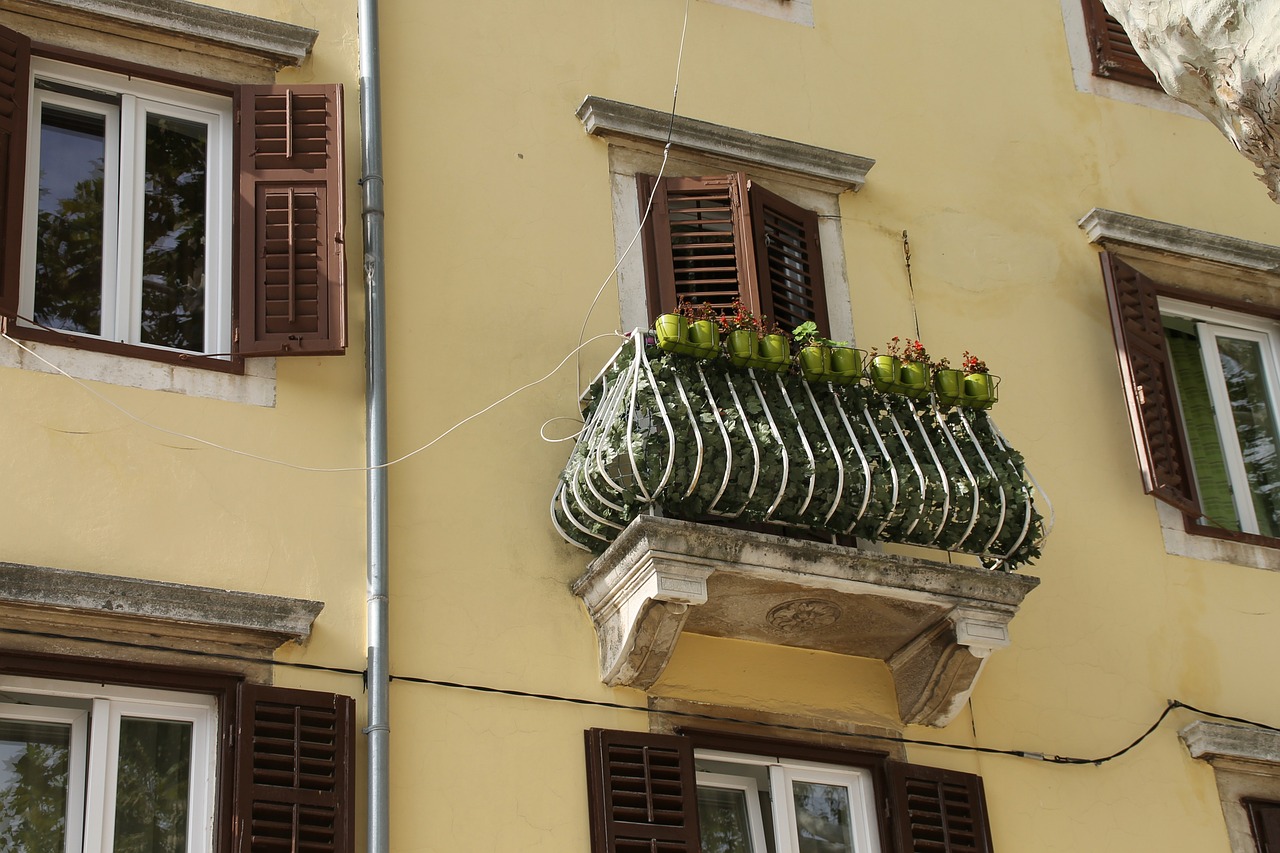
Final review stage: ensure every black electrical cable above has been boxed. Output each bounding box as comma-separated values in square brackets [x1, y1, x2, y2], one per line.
[3, 625, 1276, 766]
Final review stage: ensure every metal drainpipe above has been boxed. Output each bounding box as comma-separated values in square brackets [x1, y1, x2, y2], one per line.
[357, 0, 390, 851]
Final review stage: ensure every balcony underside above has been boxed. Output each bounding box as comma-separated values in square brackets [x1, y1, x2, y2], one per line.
[573, 516, 1040, 727]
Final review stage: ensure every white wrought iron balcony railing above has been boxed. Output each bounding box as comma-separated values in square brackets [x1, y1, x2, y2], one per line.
[553, 333, 1049, 571]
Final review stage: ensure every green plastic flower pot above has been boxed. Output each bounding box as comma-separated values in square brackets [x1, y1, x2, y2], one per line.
[899, 361, 930, 399]
[828, 347, 861, 384]
[687, 320, 720, 358]
[934, 368, 964, 406]
[799, 345, 831, 381]
[963, 372, 998, 408]
[726, 329, 758, 367]
[757, 334, 791, 372]
[870, 355, 900, 393]
[655, 314, 687, 354]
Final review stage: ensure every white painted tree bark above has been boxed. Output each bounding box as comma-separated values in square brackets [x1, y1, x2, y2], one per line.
[1102, 0, 1280, 200]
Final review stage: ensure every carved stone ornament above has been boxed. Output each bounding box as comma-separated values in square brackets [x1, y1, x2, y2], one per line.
[767, 599, 842, 633]
[572, 516, 1039, 728]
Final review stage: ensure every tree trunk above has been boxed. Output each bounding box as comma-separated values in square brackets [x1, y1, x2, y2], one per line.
[1102, 0, 1280, 201]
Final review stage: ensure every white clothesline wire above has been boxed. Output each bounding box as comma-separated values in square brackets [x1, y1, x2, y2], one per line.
[3, 331, 622, 473]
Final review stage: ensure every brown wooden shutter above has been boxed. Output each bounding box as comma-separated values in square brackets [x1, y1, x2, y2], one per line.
[236, 84, 346, 356]
[641, 173, 759, 317]
[1081, 0, 1161, 90]
[1247, 800, 1280, 853]
[889, 761, 993, 853]
[0, 22, 29, 321]
[748, 181, 828, 335]
[1100, 252, 1201, 515]
[234, 684, 355, 853]
[585, 728, 701, 853]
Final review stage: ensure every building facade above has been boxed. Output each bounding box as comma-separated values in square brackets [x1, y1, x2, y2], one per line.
[5, 1, 1280, 852]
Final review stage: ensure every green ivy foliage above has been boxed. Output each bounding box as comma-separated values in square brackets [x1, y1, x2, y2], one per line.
[554, 342, 1044, 571]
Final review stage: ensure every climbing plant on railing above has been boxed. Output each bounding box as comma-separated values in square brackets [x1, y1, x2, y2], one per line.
[552, 333, 1047, 570]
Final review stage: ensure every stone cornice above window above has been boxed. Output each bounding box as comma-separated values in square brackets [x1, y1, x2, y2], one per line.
[0, 561, 324, 679]
[1182, 720, 1280, 768]
[576, 95, 875, 194]
[1079, 208, 1280, 279]
[0, 0, 317, 70]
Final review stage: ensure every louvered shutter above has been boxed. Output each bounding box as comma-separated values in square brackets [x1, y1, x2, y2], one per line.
[641, 173, 760, 316]
[1100, 252, 1201, 515]
[585, 728, 701, 853]
[234, 684, 355, 853]
[0, 23, 29, 320]
[748, 181, 828, 334]
[1081, 0, 1161, 90]
[889, 762, 993, 853]
[236, 85, 346, 356]
[1247, 800, 1280, 852]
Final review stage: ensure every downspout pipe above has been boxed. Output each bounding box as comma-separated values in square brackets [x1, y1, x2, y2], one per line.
[357, 1, 390, 852]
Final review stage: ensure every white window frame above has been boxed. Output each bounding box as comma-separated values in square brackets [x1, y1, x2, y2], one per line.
[0, 702, 89, 853]
[0, 674, 218, 853]
[1161, 297, 1280, 537]
[17, 57, 233, 358]
[695, 768, 772, 853]
[695, 749, 882, 853]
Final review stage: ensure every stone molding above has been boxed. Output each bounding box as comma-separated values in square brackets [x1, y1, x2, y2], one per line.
[1182, 720, 1280, 767]
[0, 562, 323, 679]
[576, 95, 875, 193]
[0, 0, 317, 68]
[1078, 208, 1280, 276]
[572, 516, 1039, 727]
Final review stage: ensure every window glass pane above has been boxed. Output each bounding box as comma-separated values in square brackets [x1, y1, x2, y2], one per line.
[1164, 321, 1242, 530]
[791, 781, 853, 853]
[1215, 335, 1280, 538]
[699, 786, 759, 853]
[140, 113, 208, 353]
[34, 104, 107, 336]
[0, 718, 71, 853]
[113, 717, 192, 853]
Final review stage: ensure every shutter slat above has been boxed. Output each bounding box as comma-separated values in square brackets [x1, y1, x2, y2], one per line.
[0, 23, 28, 320]
[235, 685, 355, 853]
[1101, 253, 1201, 515]
[890, 762, 993, 853]
[236, 84, 346, 355]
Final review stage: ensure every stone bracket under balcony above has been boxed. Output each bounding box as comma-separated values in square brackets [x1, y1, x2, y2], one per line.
[572, 515, 1040, 728]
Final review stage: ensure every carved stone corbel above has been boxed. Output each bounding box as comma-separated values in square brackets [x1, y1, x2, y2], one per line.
[573, 549, 714, 689]
[887, 606, 1014, 727]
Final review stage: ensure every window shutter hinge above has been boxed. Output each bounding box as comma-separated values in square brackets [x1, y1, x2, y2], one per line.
[1135, 384, 1146, 405]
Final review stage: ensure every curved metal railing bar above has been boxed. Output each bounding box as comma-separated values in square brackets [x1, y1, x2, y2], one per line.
[747, 371, 791, 521]
[885, 405, 928, 539]
[935, 408, 982, 548]
[774, 373, 818, 519]
[802, 383, 848, 526]
[696, 363, 735, 513]
[905, 399, 951, 547]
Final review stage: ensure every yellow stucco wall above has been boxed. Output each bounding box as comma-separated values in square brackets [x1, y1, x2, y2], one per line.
[367, 1, 1280, 850]
[6, 0, 1280, 851]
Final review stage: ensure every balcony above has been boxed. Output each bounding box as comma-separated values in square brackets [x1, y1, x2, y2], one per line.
[555, 335, 1047, 726]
